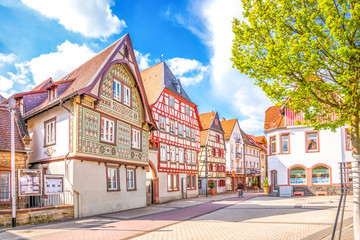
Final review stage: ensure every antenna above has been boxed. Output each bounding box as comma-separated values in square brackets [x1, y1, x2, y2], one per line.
[160, 53, 164, 62]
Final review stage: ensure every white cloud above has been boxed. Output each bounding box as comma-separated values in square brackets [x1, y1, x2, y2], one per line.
[239, 118, 264, 134]
[189, 0, 272, 135]
[134, 50, 151, 71]
[0, 75, 14, 97]
[21, 0, 126, 38]
[166, 57, 209, 86]
[0, 53, 16, 67]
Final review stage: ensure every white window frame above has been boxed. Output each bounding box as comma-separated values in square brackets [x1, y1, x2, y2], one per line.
[186, 149, 191, 164]
[185, 104, 190, 116]
[101, 117, 115, 143]
[169, 120, 175, 134]
[160, 144, 167, 161]
[0, 171, 10, 201]
[178, 124, 183, 137]
[178, 148, 184, 164]
[159, 116, 166, 130]
[107, 167, 118, 191]
[191, 129, 195, 140]
[170, 146, 176, 162]
[126, 169, 136, 190]
[270, 136, 277, 154]
[185, 126, 191, 139]
[169, 95, 175, 108]
[191, 151, 196, 165]
[132, 128, 141, 149]
[45, 119, 56, 146]
[113, 79, 121, 101]
[123, 85, 131, 106]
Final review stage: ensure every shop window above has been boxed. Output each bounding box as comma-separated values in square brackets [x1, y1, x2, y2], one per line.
[187, 175, 196, 189]
[312, 166, 330, 185]
[107, 166, 119, 191]
[289, 167, 307, 185]
[0, 171, 10, 201]
[101, 117, 115, 143]
[281, 134, 289, 153]
[126, 169, 136, 190]
[306, 132, 319, 152]
[44, 118, 56, 146]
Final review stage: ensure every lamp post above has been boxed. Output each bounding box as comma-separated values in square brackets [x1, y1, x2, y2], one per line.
[205, 144, 208, 197]
[9, 98, 16, 227]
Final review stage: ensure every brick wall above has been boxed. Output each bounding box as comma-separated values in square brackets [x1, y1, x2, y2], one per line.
[0, 205, 74, 228]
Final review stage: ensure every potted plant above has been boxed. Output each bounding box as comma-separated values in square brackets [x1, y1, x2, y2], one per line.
[253, 178, 259, 190]
[263, 178, 269, 194]
[209, 180, 215, 195]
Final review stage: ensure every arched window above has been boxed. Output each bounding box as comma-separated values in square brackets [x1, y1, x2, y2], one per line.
[312, 166, 330, 185]
[289, 167, 306, 185]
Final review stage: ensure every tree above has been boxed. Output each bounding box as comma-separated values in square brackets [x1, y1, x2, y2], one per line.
[231, 0, 360, 238]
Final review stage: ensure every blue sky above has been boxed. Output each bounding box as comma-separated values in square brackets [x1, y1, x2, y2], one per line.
[0, 0, 272, 136]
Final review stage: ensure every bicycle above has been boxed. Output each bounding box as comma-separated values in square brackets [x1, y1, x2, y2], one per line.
[237, 188, 243, 198]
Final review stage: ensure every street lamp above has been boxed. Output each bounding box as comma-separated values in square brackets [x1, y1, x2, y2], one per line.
[9, 98, 16, 227]
[205, 144, 208, 197]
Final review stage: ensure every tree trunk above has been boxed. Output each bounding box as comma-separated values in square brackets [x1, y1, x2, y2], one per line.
[350, 112, 360, 240]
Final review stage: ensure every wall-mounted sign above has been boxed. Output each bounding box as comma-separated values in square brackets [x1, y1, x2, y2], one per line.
[18, 169, 42, 196]
[44, 175, 64, 194]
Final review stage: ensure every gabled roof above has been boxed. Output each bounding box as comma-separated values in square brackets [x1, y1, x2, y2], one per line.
[253, 136, 267, 145]
[247, 134, 267, 152]
[199, 111, 224, 133]
[141, 61, 193, 105]
[15, 34, 156, 129]
[0, 105, 30, 151]
[264, 106, 285, 131]
[220, 119, 237, 140]
[31, 78, 54, 91]
[240, 129, 261, 149]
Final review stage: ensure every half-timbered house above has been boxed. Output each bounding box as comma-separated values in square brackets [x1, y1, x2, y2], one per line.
[198, 111, 226, 194]
[13, 34, 156, 217]
[141, 62, 202, 203]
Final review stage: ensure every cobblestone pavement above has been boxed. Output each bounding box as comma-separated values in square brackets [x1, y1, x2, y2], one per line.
[0, 192, 354, 240]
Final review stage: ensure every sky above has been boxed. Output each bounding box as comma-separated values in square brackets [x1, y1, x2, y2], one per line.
[0, 0, 273, 136]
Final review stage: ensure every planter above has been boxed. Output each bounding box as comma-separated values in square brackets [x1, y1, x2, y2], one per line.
[209, 189, 215, 195]
[254, 186, 258, 190]
[264, 187, 269, 194]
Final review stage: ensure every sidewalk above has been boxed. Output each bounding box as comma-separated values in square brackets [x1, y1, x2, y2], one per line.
[0, 191, 261, 240]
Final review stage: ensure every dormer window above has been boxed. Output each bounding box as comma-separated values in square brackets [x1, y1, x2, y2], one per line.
[49, 88, 57, 101]
[177, 84, 181, 93]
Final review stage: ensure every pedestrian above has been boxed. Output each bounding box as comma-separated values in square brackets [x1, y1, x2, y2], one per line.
[237, 182, 244, 197]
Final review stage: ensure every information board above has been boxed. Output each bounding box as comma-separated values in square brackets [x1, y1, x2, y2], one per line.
[44, 175, 64, 194]
[18, 169, 42, 196]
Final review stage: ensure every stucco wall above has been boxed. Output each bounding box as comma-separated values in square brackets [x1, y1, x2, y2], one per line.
[27, 104, 69, 162]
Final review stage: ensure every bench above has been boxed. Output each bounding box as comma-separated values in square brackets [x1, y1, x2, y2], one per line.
[293, 192, 304, 197]
[315, 191, 327, 196]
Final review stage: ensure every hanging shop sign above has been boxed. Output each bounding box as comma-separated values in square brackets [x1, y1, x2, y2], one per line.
[18, 169, 42, 196]
[44, 175, 64, 194]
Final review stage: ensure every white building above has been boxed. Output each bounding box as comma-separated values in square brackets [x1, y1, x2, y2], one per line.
[264, 105, 352, 195]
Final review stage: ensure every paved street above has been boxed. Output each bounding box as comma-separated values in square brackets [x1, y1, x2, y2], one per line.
[0, 192, 354, 240]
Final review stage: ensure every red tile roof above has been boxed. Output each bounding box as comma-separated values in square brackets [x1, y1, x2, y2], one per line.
[199, 111, 216, 130]
[220, 119, 237, 140]
[264, 106, 285, 131]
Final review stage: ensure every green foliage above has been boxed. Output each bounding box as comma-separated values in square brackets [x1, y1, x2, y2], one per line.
[232, 0, 360, 132]
[253, 178, 258, 186]
[263, 178, 269, 188]
[209, 180, 215, 189]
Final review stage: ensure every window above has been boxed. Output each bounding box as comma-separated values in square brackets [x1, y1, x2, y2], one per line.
[185, 126, 191, 138]
[177, 84, 181, 93]
[169, 95, 175, 108]
[168, 174, 179, 191]
[216, 134, 220, 143]
[231, 145, 234, 153]
[178, 124, 183, 137]
[312, 166, 330, 185]
[212, 148, 216, 156]
[45, 118, 56, 146]
[191, 129, 195, 140]
[126, 169, 136, 190]
[186, 149, 191, 164]
[270, 136, 276, 154]
[191, 151, 196, 164]
[209, 163, 213, 171]
[185, 104, 190, 116]
[123, 85, 131, 106]
[281, 134, 289, 153]
[160, 144, 167, 161]
[289, 167, 307, 185]
[0, 171, 10, 201]
[48, 88, 57, 101]
[113, 79, 121, 101]
[218, 149, 222, 157]
[131, 128, 141, 149]
[346, 128, 351, 151]
[159, 116, 166, 130]
[107, 167, 119, 191]
[214, 118, 219, 125]
[170, 146, 176, 162]
[306, 132, 319, 152]
[101, 117, 115, 143]
[169, 120, 175, 134]
[187, 175, 196, 189]
[179, 148, 184, 164]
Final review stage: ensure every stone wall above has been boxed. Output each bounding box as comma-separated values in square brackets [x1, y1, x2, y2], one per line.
[293, 186, 342, 196]
[0, 205, 73, 228]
